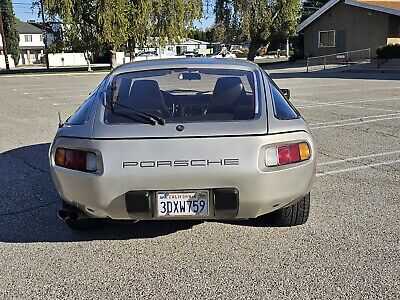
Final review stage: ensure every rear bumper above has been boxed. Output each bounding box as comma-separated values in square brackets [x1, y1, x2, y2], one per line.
[124, 188, 239, 220]
[49, 132, 316, 220]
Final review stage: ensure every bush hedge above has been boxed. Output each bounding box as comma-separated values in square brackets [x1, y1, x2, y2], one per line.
[376, 44, 400, 59]
[234, 49, 249, 58]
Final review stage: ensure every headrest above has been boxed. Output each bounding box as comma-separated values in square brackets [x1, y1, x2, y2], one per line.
[128, 79, 170, 117]
[207, 77, 245, 114]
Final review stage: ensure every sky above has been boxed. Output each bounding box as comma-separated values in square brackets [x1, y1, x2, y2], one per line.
[11, 0, 215, 29]
[12, 0, 39, 21]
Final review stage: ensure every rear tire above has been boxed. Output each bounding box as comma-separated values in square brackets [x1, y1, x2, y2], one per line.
[271, 193, 310, 227]
[61, 201, 100, 231]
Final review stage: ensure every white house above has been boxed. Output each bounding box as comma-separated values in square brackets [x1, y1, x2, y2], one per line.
[2, 28, 211, 68]
[0, 21, 45, 67]
[162, 38, 210, 56]
[28, 20, 64, 47]
[136, 38, 210, 56]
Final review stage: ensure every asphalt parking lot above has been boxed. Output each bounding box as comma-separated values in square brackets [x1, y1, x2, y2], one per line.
[0, 67, 399, 299]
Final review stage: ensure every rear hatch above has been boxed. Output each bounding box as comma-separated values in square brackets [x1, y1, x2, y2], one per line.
[92, 66, 268, 139]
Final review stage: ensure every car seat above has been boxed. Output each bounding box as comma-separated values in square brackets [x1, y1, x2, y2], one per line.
[206, 77, 254, 120]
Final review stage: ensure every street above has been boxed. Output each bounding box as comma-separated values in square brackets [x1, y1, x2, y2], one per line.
[0, 68, 399, 299]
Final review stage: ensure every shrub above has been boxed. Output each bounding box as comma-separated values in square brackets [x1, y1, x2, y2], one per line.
[376, 44, 400, 59]
[289, 50, 304, 62]
[277, 49, 287, 57]
[234, 49, 249, 58]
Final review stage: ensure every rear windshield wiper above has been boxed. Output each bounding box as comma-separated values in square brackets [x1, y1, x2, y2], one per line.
[109, 102, 166, 125]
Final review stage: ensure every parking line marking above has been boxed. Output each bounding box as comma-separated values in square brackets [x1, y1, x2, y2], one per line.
[286, 83, 350, 88]
[329, 104, 399, 113]
[297, 97, 399, 108]
[296, 86, 400, 96]
[310, 115, 400, 129]
[0, 72, 106, 78]
[317, 159, 400, 177]
[310, 113, 400, 126]
[292, 100, 317, 104]
[318, 150, 400, 166]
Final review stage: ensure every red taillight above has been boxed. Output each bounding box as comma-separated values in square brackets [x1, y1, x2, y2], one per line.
[288, 144, 301, 163]
[65, 149, 86, 171]
[278, 144, 302, 165]
[277, 145, 290, 165]
[55, 148, 97, 172]
[266, 142, 311, 167]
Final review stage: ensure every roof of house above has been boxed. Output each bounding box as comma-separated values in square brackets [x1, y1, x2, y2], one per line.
[350, 0, 400, 12]
[297, 0, 400, 32]
[17, 21, 43, 34]
[178, 38, 209, 45]
[28, 22, 56, 34]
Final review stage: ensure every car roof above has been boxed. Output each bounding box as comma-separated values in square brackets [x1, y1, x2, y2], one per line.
[112, 58, 260, 75]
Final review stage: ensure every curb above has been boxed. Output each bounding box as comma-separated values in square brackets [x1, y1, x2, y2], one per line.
[342, 69, 400, 74]
[0, 65, 111, 76]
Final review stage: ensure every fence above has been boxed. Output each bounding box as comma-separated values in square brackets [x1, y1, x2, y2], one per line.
[0, 55, 16, 69]
[306, 48, 371, 72]
[48, 53, 88, 67]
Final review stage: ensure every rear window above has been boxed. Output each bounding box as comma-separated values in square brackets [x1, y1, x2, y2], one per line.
[104, 68, 258, 124]
[269, 80, 299, 120]
[66, 92, 97, 125]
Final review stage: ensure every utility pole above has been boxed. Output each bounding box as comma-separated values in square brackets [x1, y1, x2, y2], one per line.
[40, 0, 49, 69]
[286, 38, 289, 58]
[0, 10, 10, 70]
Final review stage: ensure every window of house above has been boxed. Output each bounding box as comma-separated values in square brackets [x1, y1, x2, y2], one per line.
[318, 30, 335, 48]
[39, 35, 43, 42]
[24, 35, 33, 42]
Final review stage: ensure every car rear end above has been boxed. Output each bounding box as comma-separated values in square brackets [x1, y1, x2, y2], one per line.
[49, 59, 316, 223]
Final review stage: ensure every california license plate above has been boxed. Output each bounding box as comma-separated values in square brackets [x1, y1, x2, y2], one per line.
[157, 191, 209, 217]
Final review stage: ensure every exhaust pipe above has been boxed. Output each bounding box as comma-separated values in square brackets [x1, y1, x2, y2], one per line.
[57, 209, 87, 220]
[57, 209, 69, 220]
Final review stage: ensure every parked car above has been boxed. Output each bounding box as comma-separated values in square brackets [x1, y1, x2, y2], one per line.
[211, 51, 237, 59]
[50, 58, 316, 230]
[136, 51, 158, 57]
[179, 52, 205, 58]
[231, 49, 244, 54]
[182, 52, 196, 57]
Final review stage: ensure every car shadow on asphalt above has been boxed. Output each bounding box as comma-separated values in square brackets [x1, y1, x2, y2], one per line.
[217, 216, 276, 228]
[0, 143, 275, 243]
[0, 143, 202, 243]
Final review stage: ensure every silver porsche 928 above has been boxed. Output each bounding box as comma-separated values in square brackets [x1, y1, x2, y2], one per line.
[49, 58, 316, 230]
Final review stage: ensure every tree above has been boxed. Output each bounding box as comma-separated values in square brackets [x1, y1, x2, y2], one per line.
[151, 0, 203, 54]
[214, 0, 241, 44]
[42, 0, 202, 67]
[188, 28, 207, 41]
[215, 0, 301, 61]
[0, 0, 20, 66]
[42, 0, 130, 68]
[125, 0, 153, 59]
[98, 0, 129, 67]
[41, 0, 102, 68]
[301, 0, 330, 22]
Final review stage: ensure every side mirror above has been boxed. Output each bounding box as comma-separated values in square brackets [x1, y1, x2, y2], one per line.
[281, 88, 291, 100]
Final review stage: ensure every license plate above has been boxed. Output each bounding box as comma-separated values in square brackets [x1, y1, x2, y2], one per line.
[157, 191, 209, 217]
